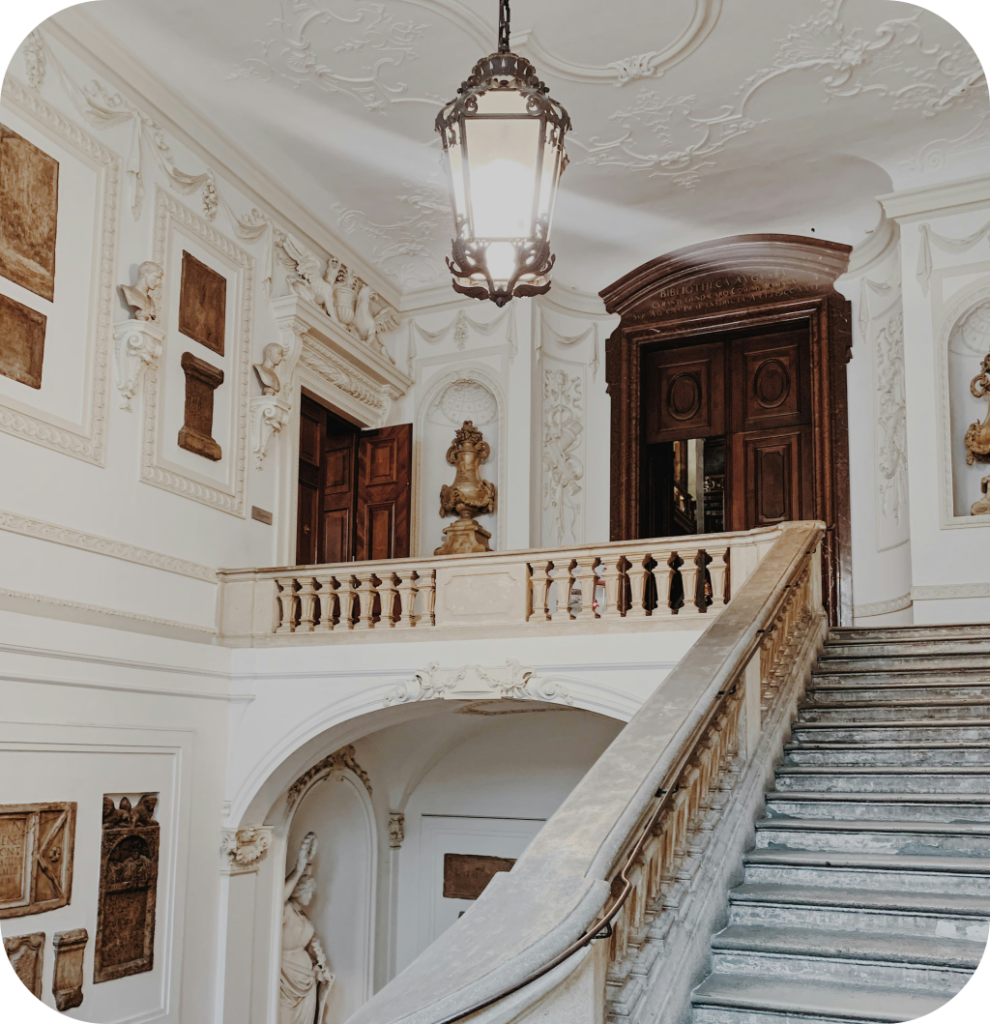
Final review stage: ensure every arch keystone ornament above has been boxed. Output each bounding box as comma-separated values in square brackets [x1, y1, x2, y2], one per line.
[436, 0, 571, 305]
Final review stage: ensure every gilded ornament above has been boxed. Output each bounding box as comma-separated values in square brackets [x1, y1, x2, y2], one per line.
[964, 352, 990, 466]
[435, 420, 497, 555]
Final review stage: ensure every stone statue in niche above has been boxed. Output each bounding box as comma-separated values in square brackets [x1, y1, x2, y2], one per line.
[281, 832, 334, 1024]
[965, 352, 990, 466]
[120, 261, 164, 322]
[435, 420, 497, 555]
[4, 932, 44, 998]
[0, 801, 75, 918]
[253, 342, 285, 395]
[94, 795, 159, 984]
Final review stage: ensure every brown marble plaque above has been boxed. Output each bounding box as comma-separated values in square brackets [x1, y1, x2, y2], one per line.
[179, 250, 226, 355]
[4, 931, 44, 998]
[52, 928, 87, 1011]
[0, 802, 75, 918]
[94, 795, 159, 983]
[442, 853, 516, 900]
[0, 124, 58, 302]
[178, 351, 224, 460]
[0, 292, 46, 389]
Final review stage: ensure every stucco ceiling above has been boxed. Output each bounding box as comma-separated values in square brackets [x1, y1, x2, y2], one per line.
[72, 0, 990, 295]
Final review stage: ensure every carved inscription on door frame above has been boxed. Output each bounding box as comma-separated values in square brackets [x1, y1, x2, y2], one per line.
[0, 802, 76, 918]
[442, 853, 516, 900]
[0, 123, 59, 302]
[179, 249, 226, 356]
[94, 795, 160, 983]
[4, 931, 44, 998]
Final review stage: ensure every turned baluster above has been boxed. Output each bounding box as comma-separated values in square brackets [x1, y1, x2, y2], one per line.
[598, 555, 625, 619]
[551, 560, 576, 621]
[708, 547, 729, 606]
[297, 577, 319, 632]
[419, 570, 437, 626]
[529, 561, 553, 622]
[394, 570, 418, 628]
[626, 554, 652, 618]
[378, 573, 399, 627]
[572, 556, 600, 619]
[678, 548, 702, 615]
[353, 572, 379, 630]
[338, 576, 358, 629]
[275, 577, 298, 633]
[314, 574, 337, 632]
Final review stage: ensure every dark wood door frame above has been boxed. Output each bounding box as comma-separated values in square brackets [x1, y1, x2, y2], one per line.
[601, 235, 853, 625]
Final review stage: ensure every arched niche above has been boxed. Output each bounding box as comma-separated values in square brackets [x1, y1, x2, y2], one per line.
[601, 234, 853, 624]
[937, 284, 990, 524]
[413, 366, 506, 555]
[284, 764, 377, 1023]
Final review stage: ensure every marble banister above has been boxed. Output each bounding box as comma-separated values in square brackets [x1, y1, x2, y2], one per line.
[216, 526, 785, 646]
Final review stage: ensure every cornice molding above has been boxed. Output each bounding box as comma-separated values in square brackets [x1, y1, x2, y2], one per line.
[878, 174, 990, 223]
[912, 582, 990, 601]
[853, 593, 912, 618]
[45, 8, 400, 309]
[0, 508, 216, 582]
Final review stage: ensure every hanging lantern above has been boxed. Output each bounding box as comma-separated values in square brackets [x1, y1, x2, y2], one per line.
[435, 0, 571, 307]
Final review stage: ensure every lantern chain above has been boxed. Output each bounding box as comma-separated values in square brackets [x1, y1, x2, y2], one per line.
[498, 0, 511, 52]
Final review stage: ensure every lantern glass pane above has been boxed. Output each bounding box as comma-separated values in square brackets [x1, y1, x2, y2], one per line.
[474, 91, 530, 114]
[464, 114, 540, 239]
[537, 135, 561, 230]
[486, 241, 518, 285]
[446, 136, 468, 224]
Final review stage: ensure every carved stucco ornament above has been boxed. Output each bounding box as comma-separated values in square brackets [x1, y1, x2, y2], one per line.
[114, 261, 165, 411]
[220, 825, 274, 875]
[435, 420, 497, 555]
[286, 744, 372, 811]
[965, 352, 990, 466]
[384, 660, 572, 708]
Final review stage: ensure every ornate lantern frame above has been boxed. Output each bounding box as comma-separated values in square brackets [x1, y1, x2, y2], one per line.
[435, 0, 571, 307]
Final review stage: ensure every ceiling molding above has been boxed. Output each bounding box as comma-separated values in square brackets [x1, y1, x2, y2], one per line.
[879, 173, 990, 223]
[45, 7, 402, 309]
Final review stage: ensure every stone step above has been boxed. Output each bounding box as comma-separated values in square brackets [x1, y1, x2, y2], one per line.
[743, 850, 990, 897]
[709, 946, 972, 997]
[753, 818, 990, 856]
[791, 720, 990, 744]
[773, 767, 990, 794]
[811, 669, 990, 688]
[764, 792, 990, 824]
[813, 653, 990, 674]
[799, 702, 990, 723]
[784, 743, 990, 767]
[692, 974, 954, 1024]
[728, 883, 990, 939]
[829, 625, 990, 641]
[821, 639, 990, 659]
[806, 685, 990, 707]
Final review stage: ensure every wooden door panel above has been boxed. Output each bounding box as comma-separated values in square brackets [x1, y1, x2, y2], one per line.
[356, 424, 412, 561]
[731, 428, 811, 530]
[324, 446, 352, 495]
[731, 328, 809, 432]
[322, 508, 351, 566]
[296, 396, 324, 564]
[643, 342, 725, 442]
[296, 481, 319, 565]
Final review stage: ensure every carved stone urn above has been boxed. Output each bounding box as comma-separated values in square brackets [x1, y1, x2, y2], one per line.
[435, 420, 497, 555]
[965, 353, 990, 466]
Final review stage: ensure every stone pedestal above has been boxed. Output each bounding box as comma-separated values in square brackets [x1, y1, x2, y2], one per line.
[434, 518, 492, 555]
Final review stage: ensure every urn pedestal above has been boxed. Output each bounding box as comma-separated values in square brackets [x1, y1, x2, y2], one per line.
[434, 517, 492, 555]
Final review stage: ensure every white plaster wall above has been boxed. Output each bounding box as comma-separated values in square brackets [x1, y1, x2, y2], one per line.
[0, 608, 231, 1023]
[883, 179, 990, 623]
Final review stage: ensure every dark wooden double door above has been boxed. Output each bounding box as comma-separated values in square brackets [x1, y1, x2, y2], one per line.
[642, 322, 813, 536]
[297, 394, 412, 565]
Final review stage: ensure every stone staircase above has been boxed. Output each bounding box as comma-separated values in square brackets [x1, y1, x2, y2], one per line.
[691, 625, 990, 1024]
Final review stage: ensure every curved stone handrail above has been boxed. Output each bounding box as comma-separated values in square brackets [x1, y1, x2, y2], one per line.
[347, 520, 825, 1024]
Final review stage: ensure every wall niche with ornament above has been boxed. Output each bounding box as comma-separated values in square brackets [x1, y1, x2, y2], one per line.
[601, 234, 853, 625]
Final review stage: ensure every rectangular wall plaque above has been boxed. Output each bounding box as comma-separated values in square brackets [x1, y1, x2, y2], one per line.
[0, 123, 58, 302]
[179, 249, 226, 355]
[4, 932, 44, 998]
[442, 853, 516, 900]
[251, 506, 273, 525]
[52, 928, 87, 1011]
[0, 802, 75, 918]
[94, 795, 160, 984]
[0, 292, 46, 389]
[178, 351, 224, 460]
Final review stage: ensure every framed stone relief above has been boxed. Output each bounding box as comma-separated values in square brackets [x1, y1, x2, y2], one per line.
[0, 77, 120, 466]
[442, 853, 516, 900]
[52, 928, 87, 1011]
[0, 291, 46, 389]
[4, 932, 44, 998]
[94, 795, 160, 983]
[179, 250, 226, 356]
[0, 801, 75, 918]
[142, 187, 251, 516]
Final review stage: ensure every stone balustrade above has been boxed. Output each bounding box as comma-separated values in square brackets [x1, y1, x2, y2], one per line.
[217, 526, 785, 645]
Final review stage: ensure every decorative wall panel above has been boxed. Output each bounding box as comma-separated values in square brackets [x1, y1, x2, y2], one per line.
[179, 250, 226, 355]
[0, 122, 57, 301]
[52, 927, 87, 1011]
[0, 292, 46, 388]
[0, 801, 75, 918]
[94, 795, 160, 983]
[178, 351, 224, 460]
[442, 853, 516, 900]
[3, 931, 44, 998]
